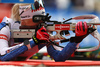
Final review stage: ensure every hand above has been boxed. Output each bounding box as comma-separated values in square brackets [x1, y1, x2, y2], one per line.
[70, 21, 96, 43]
[32, 26, 49, 44]
[75, 21, 88, 36]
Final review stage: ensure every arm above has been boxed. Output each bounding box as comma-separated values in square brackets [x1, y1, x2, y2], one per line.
[0, 23, 48, 61]
[47, 42, 78, 62]
[47, 21, 95, 62]
[0, 25, 37, 61]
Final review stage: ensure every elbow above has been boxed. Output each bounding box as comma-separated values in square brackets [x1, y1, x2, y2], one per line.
[54, 57, 66, 62]
[0, 57, 8, 61]
[0, 55, 11, 61]
[53, 53, 66, 62]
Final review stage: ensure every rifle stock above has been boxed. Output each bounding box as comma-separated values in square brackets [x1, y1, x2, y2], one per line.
[11, 22, 100, 38]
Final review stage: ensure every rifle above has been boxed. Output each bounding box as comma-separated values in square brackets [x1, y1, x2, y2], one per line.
[11, 13, 100, 52]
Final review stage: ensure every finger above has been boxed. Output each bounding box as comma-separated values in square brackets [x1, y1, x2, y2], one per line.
[79, 21, 82, 31]
[76, 22, 81, 33]
[83, 22, 88, 34]
[82, 22, 85, 32]
[43, 33, 49, 38]
[40, 26, 47, 32]
[88, 27, 96, 33]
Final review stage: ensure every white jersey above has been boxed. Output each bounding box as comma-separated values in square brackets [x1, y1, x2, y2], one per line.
[0, 17, 23, 55]
[2, 16, 21, 30]
[0, 17, 39, 58]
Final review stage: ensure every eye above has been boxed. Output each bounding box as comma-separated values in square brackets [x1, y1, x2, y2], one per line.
[49, 31, 57, 36]
[60, 30, 69, 36]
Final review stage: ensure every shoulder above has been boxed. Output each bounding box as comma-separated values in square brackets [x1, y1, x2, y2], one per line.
[2, 16, 13, 24]
[2, 16, 21, 29]
[0, 17, 11, 30]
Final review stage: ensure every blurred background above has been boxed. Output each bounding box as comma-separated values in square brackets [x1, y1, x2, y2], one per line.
[1, 0, 100, 60]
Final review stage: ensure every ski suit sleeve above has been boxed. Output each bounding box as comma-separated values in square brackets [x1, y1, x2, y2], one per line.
[47, 42, 78, 62]
[0, 22, 38, 61]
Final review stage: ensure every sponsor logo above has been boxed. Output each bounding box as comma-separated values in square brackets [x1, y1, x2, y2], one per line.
[55, 24, 70, 30]
[21, 15, 31, 18]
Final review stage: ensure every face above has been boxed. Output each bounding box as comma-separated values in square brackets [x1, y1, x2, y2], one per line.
[19, 0, 45, 26]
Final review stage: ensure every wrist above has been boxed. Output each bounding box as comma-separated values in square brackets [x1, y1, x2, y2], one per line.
[70, 36, 83, 43]
[32, 36, 39, 44]
[46, 42, 53, 48]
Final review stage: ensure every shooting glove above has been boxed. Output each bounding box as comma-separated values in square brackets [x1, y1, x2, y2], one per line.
[70, 21, 96, 43]
[32, 26, 49, 45]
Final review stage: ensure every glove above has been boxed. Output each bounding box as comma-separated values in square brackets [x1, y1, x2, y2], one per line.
[70, 21, 96, 43]
[32, 26, 49, 44]
[32, 13, 51, 22]
[75, 21, 88, 36]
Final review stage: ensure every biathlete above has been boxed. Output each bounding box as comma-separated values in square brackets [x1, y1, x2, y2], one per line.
[0, 0, 95, 61]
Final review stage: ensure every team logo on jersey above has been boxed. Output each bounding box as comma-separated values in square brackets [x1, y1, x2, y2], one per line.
[55, 24, 70, 30]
